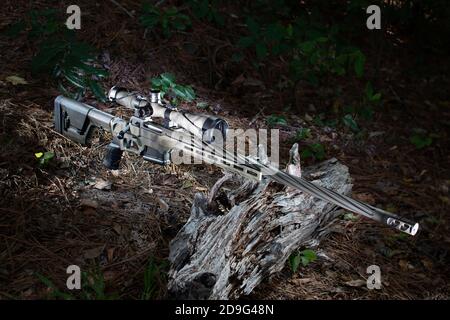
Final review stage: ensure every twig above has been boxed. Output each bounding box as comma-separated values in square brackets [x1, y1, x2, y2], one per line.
[108, 0, 134, 18]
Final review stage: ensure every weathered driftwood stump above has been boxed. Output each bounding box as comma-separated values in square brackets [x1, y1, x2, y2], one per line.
[168, 144, 352, 299]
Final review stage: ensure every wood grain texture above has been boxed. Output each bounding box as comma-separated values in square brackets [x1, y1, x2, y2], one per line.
[168, 144, 352, 299]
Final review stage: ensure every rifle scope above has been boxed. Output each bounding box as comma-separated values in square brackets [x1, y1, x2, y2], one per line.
[108, 86, 228, 143]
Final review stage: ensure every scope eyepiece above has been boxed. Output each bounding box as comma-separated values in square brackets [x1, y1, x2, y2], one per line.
[201, 117, 229, 143]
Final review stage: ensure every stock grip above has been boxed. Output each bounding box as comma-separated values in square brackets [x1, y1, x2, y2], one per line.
[103, 143, 123, 170]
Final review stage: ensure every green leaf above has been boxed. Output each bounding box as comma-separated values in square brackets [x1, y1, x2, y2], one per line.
[296, 128, 311, 140]
[410, 133, 432, 149]
[160, 73, 176, 85]
[76, 63, 108, 78]
[370, 93, 382, 102]
[36, 273, 74, 300]
[266, 115, 287, 127]
[255, 43, 267, 60]
[298, 41, 315, 53]
[151, 78, 163, 88]
[88, 79, 106, 102]
[300, 249, 317, 267]
[231, 52, 244, 62]
[289, 249, 317, 272]
[246, 17, 259, 35]
[301, 143, 325, 160]
[310, 143, 325, 160]
[266, 23, 285, 42]
[4, 21, 26, 37]
[365, 82, 374, 98]
[182, 86, 196, 101]
[43, 151, 54, 161]
[342, 114, 359, 132]
[237, 36, 254, 48]
[354, 51, 366, 77]
[196, 101, 209, 109]
[343, 212, 358, 221]
[289, 253, 301, 273]
[31, 42, 66, 73]
[63, 71, 86, 89]
[300, 148, 314, 159]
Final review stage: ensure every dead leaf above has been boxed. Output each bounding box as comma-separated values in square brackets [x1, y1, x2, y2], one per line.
[79, 199, 99, 209]
[107, 247, 115, 262]
[304, 113, 313, 122]
[94, 178, 112, 190]
[399, 259, 414, 270]
[5, 75, 28, 85]
[231, 74, 245, 86]
[84, 246, 104, 259]
[182, 180, 193, 189]
[104, 271, 116, 282]
[354, 193, 376, 204]
[111, 170, 120, 177]
[157, 197, 169, 212]
[439, 196, 449, 204]
[344, 279, 366, 287]
[421, 258, 433, 270]
[112, 223, 122, 235]
[243, 77, 264, 88]
[163, 176, 177, 185]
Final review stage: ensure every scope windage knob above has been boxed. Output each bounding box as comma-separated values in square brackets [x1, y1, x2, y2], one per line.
[150, 89, 161, 104]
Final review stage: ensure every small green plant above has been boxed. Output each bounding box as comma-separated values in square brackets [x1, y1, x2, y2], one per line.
[5, 9, 108, 101]
[295, 128, 311, 140]
[358, 82, 382, 120]
[301, 143, 325, 161]
[81, 269, 107, 300]
[140, 4, 191, 38]
[364, 82, 382, 104]
[151, 73, 196, 104]
[342, 114, 359, 132]
[289, 249, 317, 272]
[141, 258, 167, 300]
[37, 267, 117, 300]
[36, 273, 75, 300]
[35, 151, 54, 166]
[266, 114, 288, 127]
[290, 38, 365, 85]
[312, 113, 338, 128]
[343, 212, 358, 221]
[188, 0, 224, 26]
[410, 129, 433, 149]
[238, 17, 291, 60]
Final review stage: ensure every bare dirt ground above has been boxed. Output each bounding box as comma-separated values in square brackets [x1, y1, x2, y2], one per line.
[0, 0, 449, 299]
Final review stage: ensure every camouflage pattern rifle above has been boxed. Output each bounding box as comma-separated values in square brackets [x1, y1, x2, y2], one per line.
[53, 86, 419, 236]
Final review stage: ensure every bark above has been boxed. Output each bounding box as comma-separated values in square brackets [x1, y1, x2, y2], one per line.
[168, 144, 352, 299]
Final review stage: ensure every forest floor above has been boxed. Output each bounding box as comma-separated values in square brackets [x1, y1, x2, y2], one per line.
[0, 1, 449, 299]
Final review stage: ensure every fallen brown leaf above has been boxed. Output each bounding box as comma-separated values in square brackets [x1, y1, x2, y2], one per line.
[84, 246, 104, 259]
[94, 178, 112, 190]
[79, 199, 99, 209]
